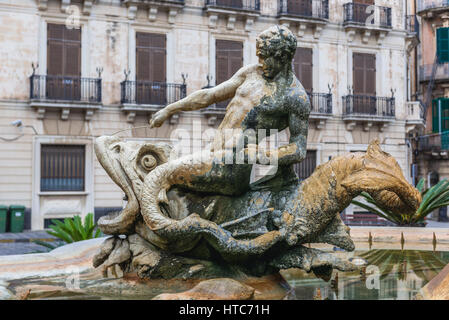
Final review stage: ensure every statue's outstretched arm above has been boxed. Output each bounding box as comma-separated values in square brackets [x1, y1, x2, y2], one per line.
[149, 64, 255, 128]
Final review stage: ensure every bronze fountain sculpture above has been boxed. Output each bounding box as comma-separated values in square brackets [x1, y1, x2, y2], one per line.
[93, 26, 422, 286]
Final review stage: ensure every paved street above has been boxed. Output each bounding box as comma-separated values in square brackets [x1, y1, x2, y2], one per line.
[0, 242, 53, 255]
[0, 230, 61, 256]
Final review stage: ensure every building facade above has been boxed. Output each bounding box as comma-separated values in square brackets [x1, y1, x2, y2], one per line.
[0, 0, 422, 230]
[414, 0, 449, 220]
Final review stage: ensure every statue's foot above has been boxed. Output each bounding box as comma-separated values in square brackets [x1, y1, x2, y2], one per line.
[269, 245, 356, 282]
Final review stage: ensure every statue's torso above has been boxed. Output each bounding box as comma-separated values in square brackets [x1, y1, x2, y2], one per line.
[217, 68, 293, 148]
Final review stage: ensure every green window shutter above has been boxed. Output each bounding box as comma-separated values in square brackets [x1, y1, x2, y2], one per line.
[437, 28, 449, 63]
[433, 98, 440, 133]
[441, 98, 449, 132]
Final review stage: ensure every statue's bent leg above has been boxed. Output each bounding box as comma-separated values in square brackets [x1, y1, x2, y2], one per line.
[139, 148, 281, 257]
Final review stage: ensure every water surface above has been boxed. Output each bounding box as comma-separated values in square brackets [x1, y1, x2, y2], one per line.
[282, 249, 449, 300]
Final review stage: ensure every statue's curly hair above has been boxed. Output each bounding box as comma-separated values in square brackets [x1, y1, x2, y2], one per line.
[256, 25, 297, 61]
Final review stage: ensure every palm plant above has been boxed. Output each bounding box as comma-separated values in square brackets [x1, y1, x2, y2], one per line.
[351, 178, 449, 226]
[46, 213, 102, 243]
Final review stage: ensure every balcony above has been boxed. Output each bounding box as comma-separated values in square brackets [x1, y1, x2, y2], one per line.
[418, 0, 449, 16]
[417, 132, 449, 158]
[420, 63, 449, 82]
[121, 80, 186, 123]
[29, 74, 102, 120]
[121, 0, 185, 22]
[406, 15, 420, 35]
[342, 94, 395, 131]
[343, 3, 392, 44]
[405, 15, 420, 52]
[205, 0, 260, 30]
[406, 101, 426, 132]
[308, 92, 333, 129]
[277, 0, 328, 38]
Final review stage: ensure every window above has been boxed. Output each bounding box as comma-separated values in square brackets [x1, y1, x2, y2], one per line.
[353, 52, 376, 114]
[294, 150, 317, 180]
[47, 23, 81, 100]
[293, 47, 313, 93]
[136, 32, 166, 104]
[432, 98, 449, 134]
[40, 145, 85, 192]
[288, 0, 312, 16]
[216, 40, 243, 108]
[353, 53, 376, 95]
[216, 0, 243, 7]
[437, 27, 449, 63]
[352, 0, 375, 24]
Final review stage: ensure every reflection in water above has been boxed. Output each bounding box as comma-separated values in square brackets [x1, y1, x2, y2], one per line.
[283, 250, 449, 300]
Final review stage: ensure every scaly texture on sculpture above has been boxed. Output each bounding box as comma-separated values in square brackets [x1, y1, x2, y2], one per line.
[93, 26, 421, 282]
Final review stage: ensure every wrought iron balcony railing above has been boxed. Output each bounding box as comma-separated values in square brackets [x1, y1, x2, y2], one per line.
[417, 132, 449, 152]
[420, 63, 449, 82]
[205, 0, 260, 12]
[309, 92, 332, 115]
[406, 15, 420, 35]
[278, 0, 329, 20]
[342, 95, 395, 118]
[30, 75, 102, 103]
[121, 0, 185, 4]
[343, 3, 392, 29]
[121, 80, 186, 106]
[418, 0, 449, 13]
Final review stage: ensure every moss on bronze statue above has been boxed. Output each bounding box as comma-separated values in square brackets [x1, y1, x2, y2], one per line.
[93, 26, 421, 282]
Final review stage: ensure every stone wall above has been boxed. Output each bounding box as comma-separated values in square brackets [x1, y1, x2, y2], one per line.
[0, 0, 415, 229]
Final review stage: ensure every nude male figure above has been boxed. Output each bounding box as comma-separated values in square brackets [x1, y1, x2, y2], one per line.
[148, 25, 311, 196]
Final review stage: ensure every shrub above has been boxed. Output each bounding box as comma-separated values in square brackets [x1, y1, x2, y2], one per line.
[46, 213, 102, 243]
[351, 178, 449, 226]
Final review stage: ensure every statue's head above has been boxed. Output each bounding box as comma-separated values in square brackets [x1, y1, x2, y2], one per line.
[256, 25, 297, 79]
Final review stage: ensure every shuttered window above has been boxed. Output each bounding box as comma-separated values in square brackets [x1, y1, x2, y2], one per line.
[352, 53, 376, 114]
[47, 24, 81, 76]
[352, 0, 375, 24]
[293, 47, 313, 93]
[432, 98, 449, 133]
[136, 33, 166, 82]
[47, 24, 81, 100]
[353, 53, 376, 95]
[288, 0, 312, 16]
[216, 0, 243, 7]
[294, 150, 317, 181]
[437, 28, 449, 63]
[216, 40, 243, 108]
[41, 145, 85, 192]
[136, 33, 166, 104]
[353, 0, 374, 4]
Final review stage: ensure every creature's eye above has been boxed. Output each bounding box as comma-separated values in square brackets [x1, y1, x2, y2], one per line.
[112, 144, 121, 153]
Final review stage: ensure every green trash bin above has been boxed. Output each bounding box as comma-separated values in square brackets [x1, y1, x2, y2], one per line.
[0, 205, 7, 233]
[9, 205, 25, 233]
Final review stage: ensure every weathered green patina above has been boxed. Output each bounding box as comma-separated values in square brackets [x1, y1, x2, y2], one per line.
[93, 26, 421, 283]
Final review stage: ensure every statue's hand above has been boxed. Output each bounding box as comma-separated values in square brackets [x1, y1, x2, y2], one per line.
[149, 109, 170, 128]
